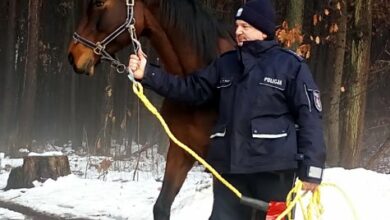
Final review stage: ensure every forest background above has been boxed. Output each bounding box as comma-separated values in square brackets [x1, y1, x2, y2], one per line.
[0, 0, 389, 172]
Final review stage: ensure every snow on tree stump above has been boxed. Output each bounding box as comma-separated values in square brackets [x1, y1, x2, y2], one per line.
[4, 154, 71, 190]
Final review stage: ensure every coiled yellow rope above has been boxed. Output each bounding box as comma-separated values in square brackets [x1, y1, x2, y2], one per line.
[276, 179, 359, 220]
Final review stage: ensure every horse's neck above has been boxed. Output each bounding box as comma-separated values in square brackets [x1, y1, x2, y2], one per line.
[142, 7, 186, 75]
[143, 6, 234, 75]
[164, 36, 205, 74]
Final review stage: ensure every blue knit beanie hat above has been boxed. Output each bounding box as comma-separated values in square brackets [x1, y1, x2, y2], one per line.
[235, 0, 276, 39]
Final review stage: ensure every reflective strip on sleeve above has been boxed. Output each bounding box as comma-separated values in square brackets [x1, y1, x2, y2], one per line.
[308, 166, 323, 179]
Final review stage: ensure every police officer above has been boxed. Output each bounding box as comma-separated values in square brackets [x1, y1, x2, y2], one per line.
[129, 0, 326, 219]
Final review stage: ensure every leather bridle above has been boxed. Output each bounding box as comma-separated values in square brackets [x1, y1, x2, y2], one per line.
[72, 0, 140, 73]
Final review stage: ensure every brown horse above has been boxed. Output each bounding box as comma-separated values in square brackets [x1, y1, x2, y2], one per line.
[68, 0, 235, 219]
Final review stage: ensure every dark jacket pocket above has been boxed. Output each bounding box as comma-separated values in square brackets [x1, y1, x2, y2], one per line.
[249, 117, 289, 155]
[251, 117, 289, 138]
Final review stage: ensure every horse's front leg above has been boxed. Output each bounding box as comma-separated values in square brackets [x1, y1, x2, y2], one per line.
[153, 141, 195, 220]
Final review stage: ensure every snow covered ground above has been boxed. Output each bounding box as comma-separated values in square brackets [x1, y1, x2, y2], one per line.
[0, 151, 389, 220]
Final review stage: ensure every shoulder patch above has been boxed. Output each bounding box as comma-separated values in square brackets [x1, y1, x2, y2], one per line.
[280, 48, 305, 62]
[313, 90, 322, 112]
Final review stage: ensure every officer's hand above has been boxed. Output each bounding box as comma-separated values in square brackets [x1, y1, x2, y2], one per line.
[302, 181, 319, 192]
[128, 48, 147, 80]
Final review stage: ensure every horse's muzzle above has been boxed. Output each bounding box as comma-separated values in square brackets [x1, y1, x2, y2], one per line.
[68, 53, 94, 75]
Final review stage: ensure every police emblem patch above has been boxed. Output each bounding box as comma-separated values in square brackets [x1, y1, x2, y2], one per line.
[313, 91, 322, 112]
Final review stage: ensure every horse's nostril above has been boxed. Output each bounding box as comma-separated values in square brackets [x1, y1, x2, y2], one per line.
[68, 54, 74, 65]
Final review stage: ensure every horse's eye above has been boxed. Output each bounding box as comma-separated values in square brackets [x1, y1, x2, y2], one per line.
[94, 0, 105, 7]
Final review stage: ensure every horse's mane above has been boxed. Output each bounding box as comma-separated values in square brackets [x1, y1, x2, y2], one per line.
[144, 0, 232, 64]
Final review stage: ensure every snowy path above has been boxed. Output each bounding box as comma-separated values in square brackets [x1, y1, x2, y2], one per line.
[0, 198, 93, 220]
[0, 155, 390, 220]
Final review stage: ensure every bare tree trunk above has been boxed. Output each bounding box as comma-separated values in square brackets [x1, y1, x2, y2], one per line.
[324, 0, 348, 166]
[366, 136, 390, 170]
[96, 68, 115, 156]
[340, 0, 373, 168]
[16, 0, 42, 149]
[287, 0, 304, 26]
[1, 0, 17, 151]
[307, 0, 331, 88]
[286, 0, 304, 50]
[56, 0, 78, 145]
[70, 0, 86, 148]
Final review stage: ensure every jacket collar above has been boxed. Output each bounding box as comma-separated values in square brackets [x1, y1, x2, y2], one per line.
[239, 40, 279, 56]
[236, 40, 279, 78]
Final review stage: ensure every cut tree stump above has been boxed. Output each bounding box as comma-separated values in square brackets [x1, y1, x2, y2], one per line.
[4, 155, 71, 190]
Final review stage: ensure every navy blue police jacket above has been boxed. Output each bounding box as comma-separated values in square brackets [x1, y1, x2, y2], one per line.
[141, 40, 326, 183]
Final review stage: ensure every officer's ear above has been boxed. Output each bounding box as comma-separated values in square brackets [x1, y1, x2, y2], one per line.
[258, 31, 268, 40]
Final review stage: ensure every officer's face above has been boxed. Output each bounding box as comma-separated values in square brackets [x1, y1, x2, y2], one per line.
[235, 20, 268, 46]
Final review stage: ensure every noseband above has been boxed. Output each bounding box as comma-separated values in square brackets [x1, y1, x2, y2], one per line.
[72, 0, 139, 73]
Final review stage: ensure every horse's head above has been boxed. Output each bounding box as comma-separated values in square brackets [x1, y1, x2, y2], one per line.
[68, 0, 145, 76]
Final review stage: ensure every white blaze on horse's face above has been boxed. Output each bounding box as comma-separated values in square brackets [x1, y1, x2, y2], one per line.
[235, 19, 267, 46]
